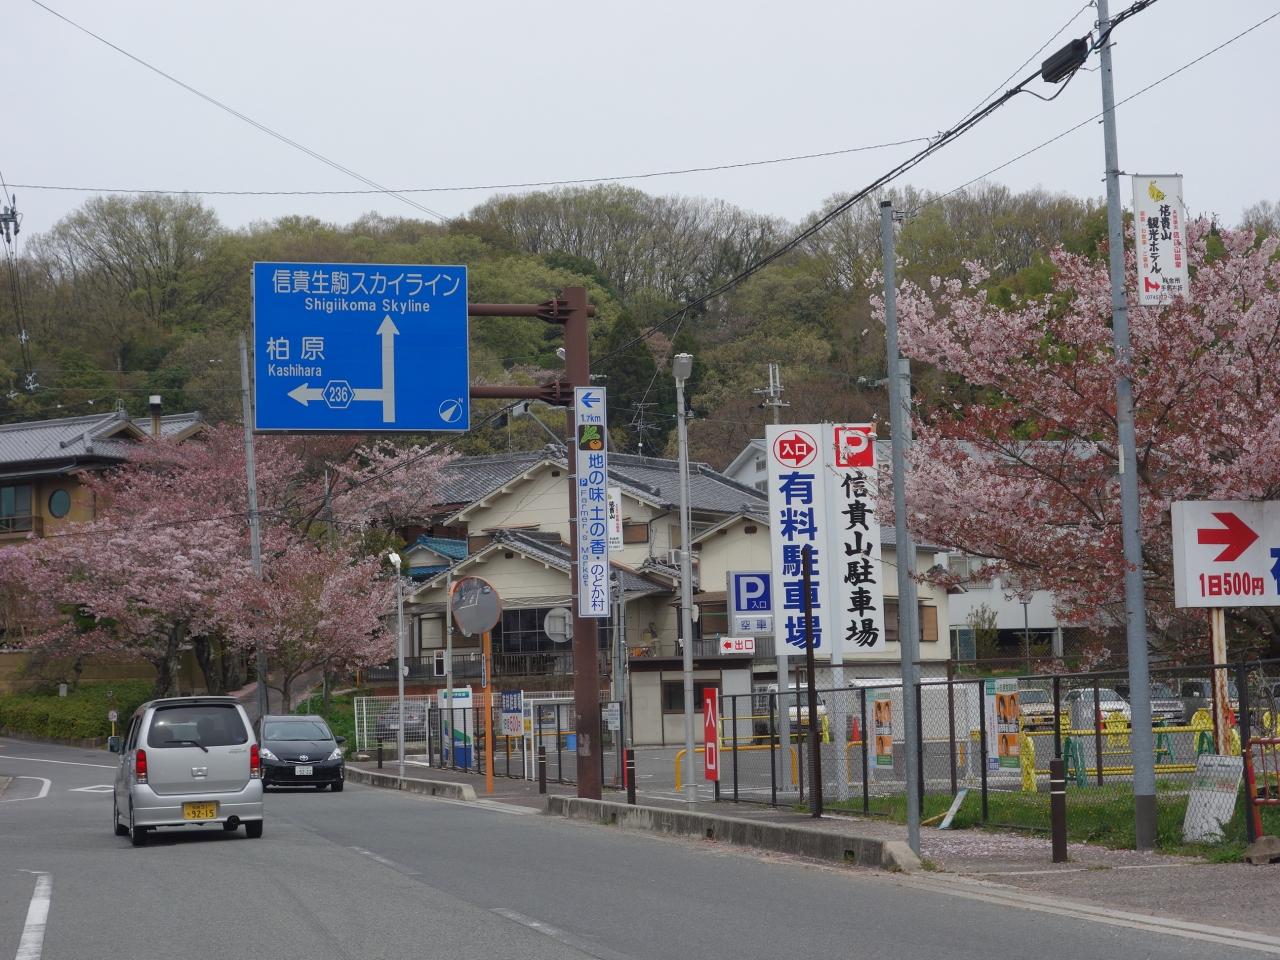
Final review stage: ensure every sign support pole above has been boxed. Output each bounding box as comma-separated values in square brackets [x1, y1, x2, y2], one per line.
[801, 545, 823, 817]
[563, 287, 603, 801]
[483, 629, 494, 795]
[1210, 608, 1231, 755]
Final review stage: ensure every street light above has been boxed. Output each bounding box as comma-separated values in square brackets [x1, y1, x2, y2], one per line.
[673, 352, 697, 804]
[388, 551, 406, 781]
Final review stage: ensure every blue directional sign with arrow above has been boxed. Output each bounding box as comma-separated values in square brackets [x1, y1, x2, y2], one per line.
[252, 261, 469, 432]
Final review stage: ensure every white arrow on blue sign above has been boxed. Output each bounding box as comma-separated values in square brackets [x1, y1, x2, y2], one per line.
[252, 262, 469, 432]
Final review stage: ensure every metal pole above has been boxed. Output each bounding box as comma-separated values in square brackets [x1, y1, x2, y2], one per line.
[978, 680, 989, 824]
[237, 335, 268, 724]
[880, 200, 921, 854]
[445, 568, 454, 741]
[396, 573, 405, 780]
[483, 629, 494, 795]
[1096, 0, 1155, 850]
[563, 287, 603, 800]
[765, 373, 794, 798]
[1050, 758, 1068, 863]
[1237, 659, 1257, 844]
[1023, 600, 1031, 675]
[802, 545, 823, 817]
[675, 356, 698, 804]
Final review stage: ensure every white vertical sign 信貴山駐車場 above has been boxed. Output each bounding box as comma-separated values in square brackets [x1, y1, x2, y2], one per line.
[825, 424, 886, 657]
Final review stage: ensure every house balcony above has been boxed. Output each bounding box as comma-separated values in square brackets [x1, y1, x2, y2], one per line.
[365, 649, 607, 685]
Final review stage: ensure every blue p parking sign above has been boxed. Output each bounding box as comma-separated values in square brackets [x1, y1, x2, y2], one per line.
[730, 572, 772, 614]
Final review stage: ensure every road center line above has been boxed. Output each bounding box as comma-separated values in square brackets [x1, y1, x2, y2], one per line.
[15, 871, 51, 960]
[0, 754, 115, 769]
[491, 908, 633, 960]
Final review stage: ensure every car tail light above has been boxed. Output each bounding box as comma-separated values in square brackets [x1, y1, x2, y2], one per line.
[135, 748, 148, 783]
[250, 743, 261, 779]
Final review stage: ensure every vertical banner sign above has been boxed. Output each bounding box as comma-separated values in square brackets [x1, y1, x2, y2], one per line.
[574, 387, 610, 618]
[827, 424, 886, 657]
[1132, 175, 1190, 306]
[606, 486, 624, 551]
[766, 425, 826, 659]
[995, 678, 1021, 770]
[500, 691, 524, 737]
[874, 697, 894, 767]
[703, 688, 720, 782]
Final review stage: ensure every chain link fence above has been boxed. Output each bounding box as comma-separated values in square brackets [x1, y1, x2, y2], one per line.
[718, 659, 1280, 849]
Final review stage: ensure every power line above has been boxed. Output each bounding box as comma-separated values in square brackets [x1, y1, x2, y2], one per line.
[918, 6, 1280, 212]
[27, 0, 451, 224]
[6, 136, 932, 198]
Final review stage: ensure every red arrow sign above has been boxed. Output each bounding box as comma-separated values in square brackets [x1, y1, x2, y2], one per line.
[1196, 511, 1258, 562]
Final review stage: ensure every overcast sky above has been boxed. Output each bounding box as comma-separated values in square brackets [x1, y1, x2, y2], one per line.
[7, 0, 1278, 240]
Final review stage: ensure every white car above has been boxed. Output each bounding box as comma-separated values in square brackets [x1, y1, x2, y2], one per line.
[1063, 687, 1131, 729]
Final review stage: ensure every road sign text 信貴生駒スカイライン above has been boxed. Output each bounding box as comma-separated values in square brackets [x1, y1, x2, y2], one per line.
[252, 262, 469, 432]
[1171, 501, 1280, 608]
[574, 387, 610, 618]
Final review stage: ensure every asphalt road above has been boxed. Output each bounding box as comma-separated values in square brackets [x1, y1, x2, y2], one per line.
[1, 736, 1271, 960]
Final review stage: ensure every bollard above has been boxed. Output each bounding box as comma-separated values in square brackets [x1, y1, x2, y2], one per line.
[537, 745, 547, 795]
[625, 748, 637, 805]
[1049, 758, 1068, 863]
[377, 738, 384, 770]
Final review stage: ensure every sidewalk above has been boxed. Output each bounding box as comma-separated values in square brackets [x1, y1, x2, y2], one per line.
[350, 758, 1280, 937]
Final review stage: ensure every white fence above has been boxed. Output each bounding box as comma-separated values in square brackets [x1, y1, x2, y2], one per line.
[352, 695, 434, 754]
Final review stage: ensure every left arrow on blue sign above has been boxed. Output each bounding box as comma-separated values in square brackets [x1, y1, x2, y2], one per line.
[580, 391, 600, 409]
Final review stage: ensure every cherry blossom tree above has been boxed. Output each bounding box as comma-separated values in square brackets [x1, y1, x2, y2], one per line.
[891, 221, 1280, 657]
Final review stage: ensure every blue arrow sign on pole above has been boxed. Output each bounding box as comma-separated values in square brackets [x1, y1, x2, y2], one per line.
[252, 262, 469, 432]
[579, 390, 600, 409]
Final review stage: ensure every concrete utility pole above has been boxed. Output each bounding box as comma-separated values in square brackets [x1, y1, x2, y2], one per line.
[389, 552, 406, 780]
[754, 363, 792, 791]
[674, 353, 698, 804]
[238, 335, 268, 723]
[880, 201, 922, 856]
[1096, 0, 1156, 850]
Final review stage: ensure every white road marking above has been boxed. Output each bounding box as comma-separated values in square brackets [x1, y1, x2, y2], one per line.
[886, 873, 1280, 956]
[67, 785, 113, 794]
[491, 907, 631, 960]
[348, 846, 419, 876]
[0, 777, 51, 803]
[14, 871, 50, 960]
[0, 754, 114, 769]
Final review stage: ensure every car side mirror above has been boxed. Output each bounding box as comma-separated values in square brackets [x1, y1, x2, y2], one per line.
[107, 736, 123, 754]
[335, 736, 347, 745]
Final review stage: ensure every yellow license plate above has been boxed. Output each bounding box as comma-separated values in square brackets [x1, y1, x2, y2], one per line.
[183, 802, 218, 820]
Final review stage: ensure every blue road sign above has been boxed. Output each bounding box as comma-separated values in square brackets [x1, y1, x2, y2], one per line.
[252, 262, 469, 432]
[730, 572, 773, 614]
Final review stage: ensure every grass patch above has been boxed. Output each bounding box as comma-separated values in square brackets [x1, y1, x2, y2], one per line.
[0, 679, 153, 740]
[825, 784, 1276, 860]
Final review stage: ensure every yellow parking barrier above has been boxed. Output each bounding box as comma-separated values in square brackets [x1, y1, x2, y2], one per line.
[1020, 733, 1036, 793]
[674, 744, 798, 792]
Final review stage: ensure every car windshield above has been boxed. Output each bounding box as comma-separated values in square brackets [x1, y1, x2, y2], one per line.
[264, 720, 332, 741]
[1019, 690, 1050, 704]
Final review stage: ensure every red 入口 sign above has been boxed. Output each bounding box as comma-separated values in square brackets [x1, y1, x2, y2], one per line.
[703, 689, 719, 782]
[772, 430, 817, 468]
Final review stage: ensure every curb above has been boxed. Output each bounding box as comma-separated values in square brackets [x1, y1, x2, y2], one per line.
[346, 766, 477, 802]
[544, 796, 920, 872]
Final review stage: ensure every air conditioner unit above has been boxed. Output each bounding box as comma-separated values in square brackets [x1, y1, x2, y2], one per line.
[433, 650, 447, 678]
[667, 549, 682, 567]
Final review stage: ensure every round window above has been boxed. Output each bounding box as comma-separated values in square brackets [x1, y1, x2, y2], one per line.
[48, 489, 71, 519]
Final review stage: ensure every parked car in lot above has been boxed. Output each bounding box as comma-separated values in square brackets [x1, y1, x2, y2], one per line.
[1114, 681, 1193, 725]
[375, 702, 428, 742]
[1177, 678, 1239, 724]
[1063, 686, 1131, 729]
[1016, 687, 1055, 730]
[110, 696, 263, 846]
[257, 715, 345, 792]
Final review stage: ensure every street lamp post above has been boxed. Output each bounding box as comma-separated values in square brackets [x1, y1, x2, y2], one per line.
[1022, 599, 1031, 675]
[388, 552, 406, 781]
[673, 352, 697, 804]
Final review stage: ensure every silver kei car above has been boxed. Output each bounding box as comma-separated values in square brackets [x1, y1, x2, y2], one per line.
[110, 696, 264, 846]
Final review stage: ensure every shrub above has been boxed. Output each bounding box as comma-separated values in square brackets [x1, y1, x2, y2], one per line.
[0, 680, 153, 741]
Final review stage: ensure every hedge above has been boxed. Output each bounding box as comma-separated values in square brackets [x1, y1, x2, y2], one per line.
[0, 680, 153, 741]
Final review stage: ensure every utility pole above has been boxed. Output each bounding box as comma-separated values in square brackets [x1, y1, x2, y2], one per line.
[880, 201, 922, 856]
[238, 335, 268, 724]
[754, 362, 792, 791]
[1096, 0, 1156, 850]
[674, 353, 698, 804]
